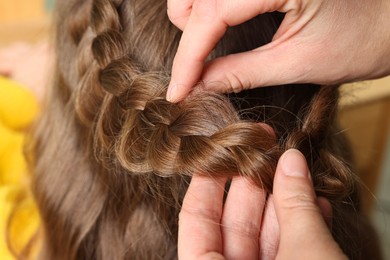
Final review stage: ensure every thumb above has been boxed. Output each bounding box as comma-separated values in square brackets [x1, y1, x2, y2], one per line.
[199, 37, 334, 94]
[273, 149, 346, 260]
[200, 41, 311, 93]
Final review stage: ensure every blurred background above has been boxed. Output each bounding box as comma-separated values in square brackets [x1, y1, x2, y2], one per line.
[0, 0, 53, 45]
[0, 0, 389, 258]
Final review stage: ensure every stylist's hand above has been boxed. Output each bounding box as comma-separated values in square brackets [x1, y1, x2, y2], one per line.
[167, 0, 390, 102]
[178, 149, 347, 259]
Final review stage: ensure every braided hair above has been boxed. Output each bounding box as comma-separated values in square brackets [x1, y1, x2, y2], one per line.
[28, 0, 381, 259]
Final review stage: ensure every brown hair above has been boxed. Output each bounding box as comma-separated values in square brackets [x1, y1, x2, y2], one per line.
[27, 0, 381, 259]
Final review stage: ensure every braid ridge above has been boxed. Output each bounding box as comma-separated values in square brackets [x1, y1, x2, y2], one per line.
[74, 0, 126, 126]
[66, 1, 92, 44]
[91, 0, 122, 34]
[284, 86, 355, 200]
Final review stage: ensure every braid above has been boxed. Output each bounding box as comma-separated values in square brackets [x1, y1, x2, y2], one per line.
[284, 86, 355, 199]
[30, 0, 376, 258]
[95, 54, 280, 185]
[73, 0, 126, 126]
[74, 0, 281, 192]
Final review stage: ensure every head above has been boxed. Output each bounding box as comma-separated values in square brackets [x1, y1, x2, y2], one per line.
[29, 0, 380, 259]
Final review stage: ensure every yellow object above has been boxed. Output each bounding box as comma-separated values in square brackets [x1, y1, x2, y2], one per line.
[0, 76, 39, 130]
[0, 76, 40, 259]
[0, 122, 26, 186]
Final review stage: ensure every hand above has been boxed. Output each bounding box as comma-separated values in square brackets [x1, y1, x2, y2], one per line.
[167, 0, 390, 102]
[178, 149, 347, 259]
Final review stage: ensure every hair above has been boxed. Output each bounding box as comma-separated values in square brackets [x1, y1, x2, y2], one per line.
[26, 0, 382, 259]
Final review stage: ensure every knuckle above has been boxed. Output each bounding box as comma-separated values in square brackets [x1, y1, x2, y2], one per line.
[225, 71, 248, 93]
[166, 7, 175, 21]
[217, 0, 229, 22]
[282, 192, 318, 212]
[280, 0, 303, 12]
[167, 0, 192, 29]
[223, 219, 259, 239]
[179, 204, 221, 223]
[167, 8, 183, 28]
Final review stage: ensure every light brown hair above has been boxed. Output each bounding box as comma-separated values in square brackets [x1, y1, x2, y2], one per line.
[27, 0, 381, 259]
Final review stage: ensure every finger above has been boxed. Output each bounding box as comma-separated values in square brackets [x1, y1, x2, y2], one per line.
[194, 1, 327, 94]
[259, 197, 333, 260]
[274, 149, 328, 236]
[260, 195, 279, 260]
[167, 0, 194, 30]
[273, 149, 328, 233]
[273, 149, 343, 259]
[167, 0, 227, 102]
[178, 175, 227, 260]
[167, 0, 293, 102]
[221, 176, 266, 259]
[199, 39, 319, 93]
[168, 0, 295, 33]
[317, 196, 333, 231]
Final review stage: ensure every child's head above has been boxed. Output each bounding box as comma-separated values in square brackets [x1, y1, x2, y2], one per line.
[29, 0, 380, 259]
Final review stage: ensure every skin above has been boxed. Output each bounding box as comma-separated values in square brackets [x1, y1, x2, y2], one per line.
[178, 149, 347, 260]
[0, 41, 52, 101]
[166, 0, 390, 102]
[172, 1, 390, 257]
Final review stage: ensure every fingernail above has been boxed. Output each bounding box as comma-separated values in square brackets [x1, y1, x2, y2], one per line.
[281, 149, 308, 178]
[166, 82, 177, 102]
